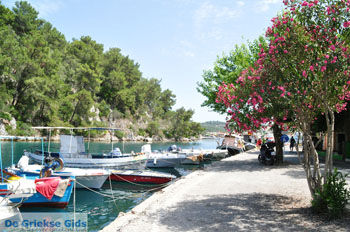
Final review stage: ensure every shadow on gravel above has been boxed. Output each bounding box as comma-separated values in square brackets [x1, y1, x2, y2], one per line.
[159, 193, 350, 232]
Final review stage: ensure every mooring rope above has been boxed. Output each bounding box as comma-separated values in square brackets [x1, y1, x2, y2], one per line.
[108, 173, 118, 211]
[74, 180, 115, 198]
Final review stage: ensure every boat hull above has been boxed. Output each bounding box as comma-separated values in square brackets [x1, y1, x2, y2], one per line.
[28, 151, 146, 169]
[145, 158, 182, 168]
[12, 166, 109, 189]
[1, 177, 74, 209]
[74, 175, 108, 189]
[109, 172, 173, 184]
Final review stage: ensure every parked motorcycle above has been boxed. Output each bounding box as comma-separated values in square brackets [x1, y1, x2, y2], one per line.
[258, 142, 276, 165]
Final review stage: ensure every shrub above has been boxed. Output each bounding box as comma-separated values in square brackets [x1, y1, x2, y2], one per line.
[145, 121, 160, 137]
[138, 128, 146, 137]
[0, 112, 12, 121]
[311, 168, 350, 219]
[114, 130, 124, 140]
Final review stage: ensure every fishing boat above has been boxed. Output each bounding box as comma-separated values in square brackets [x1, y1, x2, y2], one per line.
[145, 151, 187, 168]
[109, 169, 176, 184]
[11, 155, 109, 189]
[181, 148, 228, 161]
[0, 198, 21, 221]
[216, 135, 245, 156]
[0, 175, 74, 208]
[0, 136, 75, 208]
[27, 134, 147, 169]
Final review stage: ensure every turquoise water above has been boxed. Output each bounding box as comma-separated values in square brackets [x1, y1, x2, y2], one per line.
[0, 139, 218, 231]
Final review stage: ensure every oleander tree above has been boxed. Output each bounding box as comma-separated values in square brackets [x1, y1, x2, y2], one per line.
[217, 0, 350, 196]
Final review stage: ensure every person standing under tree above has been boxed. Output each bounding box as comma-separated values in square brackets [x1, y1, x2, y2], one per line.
[290, 136, 296, 152]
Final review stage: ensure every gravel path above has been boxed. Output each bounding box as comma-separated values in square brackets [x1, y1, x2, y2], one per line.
[101, 149, 350, 232]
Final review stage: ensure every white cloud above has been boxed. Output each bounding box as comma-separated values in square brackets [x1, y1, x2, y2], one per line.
[193, 1, 240, 41]
[194, 1, 240, 27]
[237, 1, 245, 7]
[255, 0, 280, 12]
[161, 40, 196, 58]
[30, 0, 63, 18]
[183, 51, 195, 57]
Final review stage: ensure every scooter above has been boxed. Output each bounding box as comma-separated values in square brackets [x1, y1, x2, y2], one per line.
[258, 142, 276, 165]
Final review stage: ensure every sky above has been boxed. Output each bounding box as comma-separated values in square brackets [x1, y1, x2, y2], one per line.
[4, 0, 285, 122]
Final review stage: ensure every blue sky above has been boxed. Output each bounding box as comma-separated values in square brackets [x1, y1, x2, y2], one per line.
[4, 0, 284, 122]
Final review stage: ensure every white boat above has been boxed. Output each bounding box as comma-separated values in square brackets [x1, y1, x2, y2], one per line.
[0, 198, 21, 221]
[216, 135, 245, 156]
[146, 152, 187, 168]
[11, 156, 109, 189]
[27, 135, 147, 169]
[181, 148, 228, 161]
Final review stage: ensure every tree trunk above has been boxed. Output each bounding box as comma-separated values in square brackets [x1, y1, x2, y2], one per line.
[300, 122, 323, 197]
[272, 124, 283, 163]
[324, 109, 335, 181]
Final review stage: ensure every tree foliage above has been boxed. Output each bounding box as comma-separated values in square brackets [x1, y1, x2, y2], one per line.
[213, 0, 350, 197]
[0, 1, 202, 139]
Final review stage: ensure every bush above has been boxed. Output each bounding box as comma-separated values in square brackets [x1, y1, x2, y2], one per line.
[114, 130, 124, 140]
[0, 112, 12, 121]
[138, 128, 146, 137]
[311, 168, 350, 219]
[145, 121, 160, 137]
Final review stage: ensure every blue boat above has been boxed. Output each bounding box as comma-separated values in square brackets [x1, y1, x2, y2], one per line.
[0, 136, 75, 208]
[0, 175, 75, 208]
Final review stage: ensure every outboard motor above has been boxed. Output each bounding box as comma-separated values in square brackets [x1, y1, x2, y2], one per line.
[168, 145, 178, 152]
[40, 156, 64, 178]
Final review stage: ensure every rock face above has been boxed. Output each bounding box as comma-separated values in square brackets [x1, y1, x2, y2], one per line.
[0, 116, 17, 136]
[0, 122, 7, 136]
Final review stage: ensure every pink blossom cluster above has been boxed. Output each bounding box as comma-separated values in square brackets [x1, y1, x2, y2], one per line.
[216, 0, 350, 133]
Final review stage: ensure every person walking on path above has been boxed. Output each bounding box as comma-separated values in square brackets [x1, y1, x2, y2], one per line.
[290, 136, 296, 152]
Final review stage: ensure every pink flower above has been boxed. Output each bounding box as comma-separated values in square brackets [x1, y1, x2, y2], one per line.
[330, 45, 335, 51]
[302, 1, 308, 6]
[321, 66, 327, 72]
[302, 70, 307, 77]
[309, 66, 314, 71]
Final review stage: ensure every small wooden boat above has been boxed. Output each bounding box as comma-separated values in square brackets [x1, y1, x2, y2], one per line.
[11, 156, 109, 189]
[0, 176, 74, 208]
[27, 135, 147, 169]
[145, 152, 187, 168]
[109, 169, 176, 184]
[0, 198, 21, 221]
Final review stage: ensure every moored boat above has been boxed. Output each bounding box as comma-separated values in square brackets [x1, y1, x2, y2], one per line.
[109, 169, 176, 184]
[11, 156, 109, 189]
[0, 176, 74, 208]
[217, 135, 245, 156]
[145, 152, 187, 168]
[27, 135, 147, 169]
[0, 198, 21, 221]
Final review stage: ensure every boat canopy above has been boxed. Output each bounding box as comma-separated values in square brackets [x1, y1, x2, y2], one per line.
[60, 135, 85, 155]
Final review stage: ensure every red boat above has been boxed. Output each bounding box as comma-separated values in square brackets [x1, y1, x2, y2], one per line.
[109, 170, 176, 184]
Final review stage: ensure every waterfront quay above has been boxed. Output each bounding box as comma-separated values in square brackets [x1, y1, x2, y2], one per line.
[101, 149, 350, 232]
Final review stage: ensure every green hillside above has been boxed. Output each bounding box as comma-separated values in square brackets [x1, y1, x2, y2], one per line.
[201, 121, 226, 132]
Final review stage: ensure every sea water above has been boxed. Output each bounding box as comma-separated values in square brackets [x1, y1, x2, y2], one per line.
[0, 139, 219, 231]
